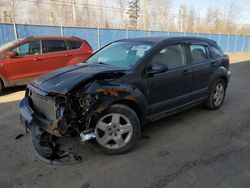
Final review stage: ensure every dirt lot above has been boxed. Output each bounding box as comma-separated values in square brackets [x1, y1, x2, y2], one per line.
[0, 53, 250, 188]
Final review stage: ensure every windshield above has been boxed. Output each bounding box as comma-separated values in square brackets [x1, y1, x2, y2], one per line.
[87, 41, 153, 69]
[0, 39, 23, 51]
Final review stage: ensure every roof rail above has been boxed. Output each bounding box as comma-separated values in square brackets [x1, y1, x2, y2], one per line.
[71, 36, 81, 39]
[25, 36, 34, 39]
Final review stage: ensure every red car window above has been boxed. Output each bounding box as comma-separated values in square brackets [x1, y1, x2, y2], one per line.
[42, 40, 68, 53]
[67, 40, 83, 49]
[11, 40, 41, 56]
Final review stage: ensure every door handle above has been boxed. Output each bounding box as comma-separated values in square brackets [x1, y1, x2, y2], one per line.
[211, 62, 217, 67]
[183, 69, 191, 75]
[65, 54, 73, 57]
[33, 58, 42, 61]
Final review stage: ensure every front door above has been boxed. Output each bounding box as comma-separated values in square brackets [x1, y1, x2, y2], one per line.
[147, 43, 192, 115]
[3, 40, 45, 83]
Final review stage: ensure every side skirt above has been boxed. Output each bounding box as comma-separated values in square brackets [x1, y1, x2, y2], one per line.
[146, 97, 207, 122]
[4, 77, 34, 87]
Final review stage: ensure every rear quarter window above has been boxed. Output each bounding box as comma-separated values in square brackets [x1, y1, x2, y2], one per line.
[68, 40, 83, 49]
[190, 44, 209, 62]
[210, 45, 223, 57]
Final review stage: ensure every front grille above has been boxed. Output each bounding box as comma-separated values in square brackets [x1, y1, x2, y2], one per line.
[30, 92, 57, 121]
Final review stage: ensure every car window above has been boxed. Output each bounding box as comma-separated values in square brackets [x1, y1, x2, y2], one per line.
[42, 40, 68, 53]
[210, 45, 223, 57]
[68, 40, 83, 49]
[151, 44, 187, 69]
[87, 41, 153, 69]
[11, 40, 41, 56]
[190, 44, 209, 62]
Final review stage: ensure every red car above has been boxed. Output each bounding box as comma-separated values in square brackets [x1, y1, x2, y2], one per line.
[0, 36, 93, 93]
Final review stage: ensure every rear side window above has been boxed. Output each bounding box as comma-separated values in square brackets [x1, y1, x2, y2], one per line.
[68, 40, 83, 49]
[42, 40, 68, 53]
[210, 45, 223, 57]
[190, 45, 209, 62]
[152, 44, 187, 69]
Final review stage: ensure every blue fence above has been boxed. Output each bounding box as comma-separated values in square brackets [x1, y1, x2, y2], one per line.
[1, 23, 250, 53]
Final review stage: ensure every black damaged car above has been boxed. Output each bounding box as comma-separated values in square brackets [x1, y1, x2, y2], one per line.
[20, 37, 231, 164]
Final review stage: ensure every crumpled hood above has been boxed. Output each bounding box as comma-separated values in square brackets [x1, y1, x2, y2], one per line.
[31, 63, 125, 95]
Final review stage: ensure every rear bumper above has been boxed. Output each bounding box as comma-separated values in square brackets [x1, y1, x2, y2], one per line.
[227, 70, 231, 81]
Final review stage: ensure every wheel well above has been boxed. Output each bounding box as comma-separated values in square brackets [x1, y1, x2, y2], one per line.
[111, 100, 144, 124]
[220, 76, 228, 87]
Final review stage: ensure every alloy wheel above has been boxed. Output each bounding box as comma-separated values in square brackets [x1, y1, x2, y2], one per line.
[95, 113, 133, 150]
[213, 82, 225, 107]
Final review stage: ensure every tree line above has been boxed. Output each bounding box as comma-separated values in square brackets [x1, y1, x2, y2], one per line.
[0, 0, 249, 35]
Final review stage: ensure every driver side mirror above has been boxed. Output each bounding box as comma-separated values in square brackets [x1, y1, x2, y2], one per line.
[148, 62, 168, 75]
[7, 51, 19, 58]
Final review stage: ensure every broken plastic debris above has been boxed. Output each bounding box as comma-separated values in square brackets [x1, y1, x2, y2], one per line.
[15, 133, 24, 140]
[31, 125, 81, 165]
[80, 131, 96, 142]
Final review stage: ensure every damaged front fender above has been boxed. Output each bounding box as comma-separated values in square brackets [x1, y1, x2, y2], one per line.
[84, 81, 147, 123]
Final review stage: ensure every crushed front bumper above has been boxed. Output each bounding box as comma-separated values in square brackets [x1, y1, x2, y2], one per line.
[19, 97, 33, 134]
[19, 97, 81, 165]
[20, 97, 64, 137]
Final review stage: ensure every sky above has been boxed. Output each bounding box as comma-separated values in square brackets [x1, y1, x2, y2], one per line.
[172, 0, 250, 25]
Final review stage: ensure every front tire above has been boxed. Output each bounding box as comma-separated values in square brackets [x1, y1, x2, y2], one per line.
[205, 79, 226, 110]
[94, 104, 141, 155]
[0, 80, 3, 94]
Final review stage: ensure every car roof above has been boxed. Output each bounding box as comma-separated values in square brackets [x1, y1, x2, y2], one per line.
[119, 37, 217, 45]
[23, 36, 83, 41]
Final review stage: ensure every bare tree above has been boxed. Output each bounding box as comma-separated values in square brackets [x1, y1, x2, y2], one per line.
[118, 0, 129, 28]
[127, 0, 140, 29]
[0, 2, 4, 22]
[10, 0, 18, 23]
[187, 7, 196, 32]
[0, 0, 249, 34]
[148, 0, 173, 31]
[178, 4, 188, 32]
[74, 0, 90, 27]
[0, 0, 18, 23]
[30, 0, 46, 25]
[205, 7, 223, 33]
[195, 12, 207, 33]
[45, 0, 72, 26]
[238, 25, 250, 35]
[222, 2, 240, 34]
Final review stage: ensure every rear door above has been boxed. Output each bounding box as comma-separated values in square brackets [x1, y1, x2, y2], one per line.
[65, 40, 84, 65]
[147, 42, 192, 114]
[188, 42, 219, 100]
[42, 39, 72, 73]
[67, 40, 93, 64]
[3, 40, 45, 83]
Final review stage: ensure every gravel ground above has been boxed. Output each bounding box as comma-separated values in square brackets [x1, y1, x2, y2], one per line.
[0, 53, 250, 188]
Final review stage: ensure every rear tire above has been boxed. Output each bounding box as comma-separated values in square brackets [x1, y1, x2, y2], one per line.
[94, 104, 141, 155]
[205, 79, 226, 110]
